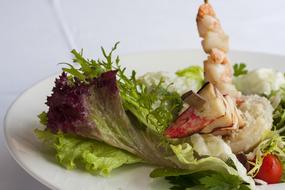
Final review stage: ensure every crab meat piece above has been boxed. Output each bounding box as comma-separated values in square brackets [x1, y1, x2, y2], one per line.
[164, 107, 211, 138]
[201, 95, 244, 135]
[196, 82, 227, 119]
[165, 83, 242, 138]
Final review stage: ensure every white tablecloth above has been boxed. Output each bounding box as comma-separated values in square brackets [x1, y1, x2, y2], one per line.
[1, 0, 285, 189]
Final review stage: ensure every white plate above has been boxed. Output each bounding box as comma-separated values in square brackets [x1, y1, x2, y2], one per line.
[4, 50, 285, 190]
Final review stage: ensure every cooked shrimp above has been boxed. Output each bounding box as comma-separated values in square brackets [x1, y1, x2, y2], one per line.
[196, 1, 273, 153]
[196, 1, 244, 129]
[197, 2, 239, 98]
[204, 49, 239, 97]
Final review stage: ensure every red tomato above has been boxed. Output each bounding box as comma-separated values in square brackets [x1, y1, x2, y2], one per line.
[255, 154, 283, 184]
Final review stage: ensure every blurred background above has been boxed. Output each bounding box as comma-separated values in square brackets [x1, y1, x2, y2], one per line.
[1, 0, 285, 189]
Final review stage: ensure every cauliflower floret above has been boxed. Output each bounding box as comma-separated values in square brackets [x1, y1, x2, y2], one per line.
[233, 69, 285, 95]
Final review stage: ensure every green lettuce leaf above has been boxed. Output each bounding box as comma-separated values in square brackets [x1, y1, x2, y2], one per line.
[199, 172, 250, 190]
[266, 87, 285, 181]
[38, 111, 48, 125]
[151, 139, 255, 190]
[164, 171, 251, 190]
[121, 82, 183, 134]
[35, 129, 142, 176]
[268, 87, 285, 134]
[175, 66, 204, 90]
[151, 144, 241, 178]
[233, 63, 248, 77]
[176, 66, 203, 81]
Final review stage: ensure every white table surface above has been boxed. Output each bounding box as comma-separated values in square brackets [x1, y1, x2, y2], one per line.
[1, 0, 285, 189]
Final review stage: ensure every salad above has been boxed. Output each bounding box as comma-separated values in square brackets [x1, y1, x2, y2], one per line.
[35, 1, 285, 190]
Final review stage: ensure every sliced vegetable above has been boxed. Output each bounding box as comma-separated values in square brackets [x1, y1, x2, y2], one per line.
[255, 154, 282, 184]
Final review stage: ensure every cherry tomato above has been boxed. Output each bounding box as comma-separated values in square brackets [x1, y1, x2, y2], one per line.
[255, 154, 283, 184]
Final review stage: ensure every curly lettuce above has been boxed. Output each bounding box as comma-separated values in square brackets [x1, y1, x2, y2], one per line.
[63, 43, 183, 134]
[35, 129, 141, 176]
[41, 68, 181, 167]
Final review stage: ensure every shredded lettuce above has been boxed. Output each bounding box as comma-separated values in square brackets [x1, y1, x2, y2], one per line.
[248, 131, 285, 177]
[35, 129, 142, 176]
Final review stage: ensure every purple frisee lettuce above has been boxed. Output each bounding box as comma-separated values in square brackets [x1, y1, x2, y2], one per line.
[47, 71, 119, 134]
[46, 72, 90, 133]
[45, 70, 176, 167]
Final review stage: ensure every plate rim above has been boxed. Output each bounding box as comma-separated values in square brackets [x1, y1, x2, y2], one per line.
[3, 75, 59, 190]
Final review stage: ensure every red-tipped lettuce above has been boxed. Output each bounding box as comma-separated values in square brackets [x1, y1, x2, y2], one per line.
[61, 43, 183, 135]
[46, 72, 91, 133]
[43, 69, 176, 167]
